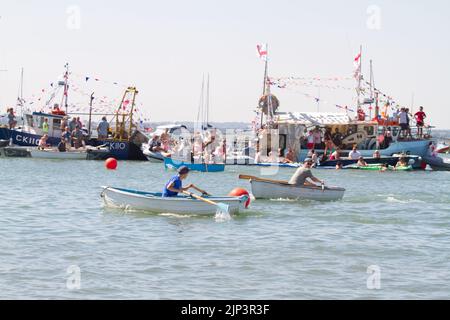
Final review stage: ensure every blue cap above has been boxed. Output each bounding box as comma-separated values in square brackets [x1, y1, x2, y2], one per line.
[178, 166, 190, 174]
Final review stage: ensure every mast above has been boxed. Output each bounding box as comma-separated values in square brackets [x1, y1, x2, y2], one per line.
[260, 43, 268, 128]
[357, 45, 362, 109]
[369, 59, 374, 119]
[62, 63, 69, 114]
[206, 73, 210, 128]
[88, 92, 94, 136]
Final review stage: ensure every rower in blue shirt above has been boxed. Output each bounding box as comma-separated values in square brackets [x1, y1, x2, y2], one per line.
[162, 166, 210, 197]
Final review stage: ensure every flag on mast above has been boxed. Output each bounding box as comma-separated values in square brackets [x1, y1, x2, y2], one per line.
[256, 44, 268, 61]
[353, 52, 362, 79]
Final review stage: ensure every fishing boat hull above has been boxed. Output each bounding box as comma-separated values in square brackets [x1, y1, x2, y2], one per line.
[0, 146, 31, 157]
[250, 180, 345, 201]
[423, 156, 450, 171]
[0, 128, 147, 160]
[164, 157, 225, 172]
[101, 187, 247, 215]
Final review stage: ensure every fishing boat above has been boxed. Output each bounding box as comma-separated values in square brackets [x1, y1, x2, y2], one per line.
[0, 65, 149, 160]
[164, 157, 225, 172]
[239, 175, 345, 201]
[423, 155, 450, 171]
[249, 46, 435, 167]
[101, 186, 247, 215]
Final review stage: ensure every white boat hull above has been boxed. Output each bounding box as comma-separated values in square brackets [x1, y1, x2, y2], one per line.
[29, 148, 87, 160]
[101, 187, 248, 215]
[250, 180, 345, 201]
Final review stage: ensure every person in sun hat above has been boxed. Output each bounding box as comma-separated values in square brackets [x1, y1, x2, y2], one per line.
[162, 166, 210, 197]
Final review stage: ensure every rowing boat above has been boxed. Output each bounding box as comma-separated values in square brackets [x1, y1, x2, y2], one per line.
[29, 148, 88, 160]
[101, 186, 248, 215]
[164, 157, 225, 172]
[239, 175, 345, 201]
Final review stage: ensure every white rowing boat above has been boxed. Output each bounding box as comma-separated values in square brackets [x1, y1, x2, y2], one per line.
[101, 186, 248, 215]
[29, 148, 88, 160]
[240, 175, 345, 201]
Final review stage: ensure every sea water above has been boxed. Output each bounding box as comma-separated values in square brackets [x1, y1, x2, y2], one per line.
[0, 156, 449, 299]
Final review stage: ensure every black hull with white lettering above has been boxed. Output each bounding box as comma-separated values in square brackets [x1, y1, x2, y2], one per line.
[0, 127, 147, 160]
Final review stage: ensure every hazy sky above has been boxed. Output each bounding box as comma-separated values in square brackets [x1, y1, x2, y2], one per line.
[1, 0, 449, 128]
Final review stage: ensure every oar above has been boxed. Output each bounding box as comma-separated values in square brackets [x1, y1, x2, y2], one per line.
[182, 191, 230, 215]
[238, 174, 290, 185]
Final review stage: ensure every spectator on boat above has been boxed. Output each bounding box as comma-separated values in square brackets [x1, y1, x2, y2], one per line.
[373, 150, 381, 159]
[414, 106, 427, 138]
[399, 108, 408, 138]
[60, 116, 68, 131]
[329, 148, 341, 161]
[62, 127, 71, 149]
[76, 117, 83, 129]
[348, 145, 362, 160]
[149, 134, 164, 153]
[357, 107, 366, 121]
[332, 128, 343, 147]
[7, 108, 17, 129]
[313, 127, 322, 149]
[306, 130, 315, 149]
[71, 125, 84, 149]
[288, 158, 324, 187]
[335, 161, 343, 170]
[357, 156, 368, 167]
[380, 163, 389, 172]
[57, 138, 67, 152]
[284, 148, 295, 163]
[42, 118, 49, 134]
[38, 134, 49, 150]
[160, 128, 171, 152]
[254, 141, 261, 164]
[97, 116, 110, 140]
[162, 166, 209, 198]
[69, 118, 77, 132]
[405, 108, 413, 139]
[213, 139, 227, 162]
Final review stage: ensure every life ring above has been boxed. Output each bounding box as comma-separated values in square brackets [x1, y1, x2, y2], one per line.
[258, 94, 280, 115]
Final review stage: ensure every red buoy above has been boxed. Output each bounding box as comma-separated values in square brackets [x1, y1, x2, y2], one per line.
[105, 157, 118, 170]
[228, 188, 251, 208]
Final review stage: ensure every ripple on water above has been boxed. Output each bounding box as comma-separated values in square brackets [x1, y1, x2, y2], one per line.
[0, 159, 450, 299]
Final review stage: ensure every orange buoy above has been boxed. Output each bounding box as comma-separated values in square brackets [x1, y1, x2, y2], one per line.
[105, 157, 118, 170]
[228, 188, 251, 208]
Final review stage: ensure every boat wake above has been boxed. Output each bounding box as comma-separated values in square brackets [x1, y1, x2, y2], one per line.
[215, 211, 232, 222]
[385, 196, 426, 204]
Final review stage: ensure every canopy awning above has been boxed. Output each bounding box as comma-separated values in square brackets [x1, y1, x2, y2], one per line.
[275, 112, 352, 126]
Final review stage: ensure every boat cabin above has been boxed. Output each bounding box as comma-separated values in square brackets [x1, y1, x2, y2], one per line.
[23, 112, 65, 138]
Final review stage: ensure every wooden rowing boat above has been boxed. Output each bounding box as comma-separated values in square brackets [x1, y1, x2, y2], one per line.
[29, 148, 88, 159]
[101, 186, 248, 215]
[239, 174, 345, 201]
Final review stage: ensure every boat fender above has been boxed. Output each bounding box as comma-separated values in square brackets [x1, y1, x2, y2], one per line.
[228, 188, 251, 208]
